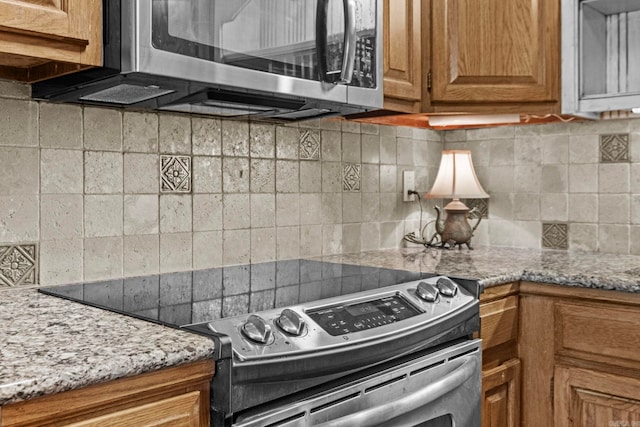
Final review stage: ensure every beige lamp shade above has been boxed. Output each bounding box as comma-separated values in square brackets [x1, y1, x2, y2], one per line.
[425, 150, 489, 199]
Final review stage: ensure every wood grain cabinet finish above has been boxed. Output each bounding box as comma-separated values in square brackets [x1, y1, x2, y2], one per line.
[430, 0, 559, 107]
[0, 0, 101, 82]
[0, 360, 214, 427]
[482, 359, 521, 427]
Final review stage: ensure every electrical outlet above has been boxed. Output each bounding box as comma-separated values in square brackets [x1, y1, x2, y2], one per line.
[403, 171, 416, 202]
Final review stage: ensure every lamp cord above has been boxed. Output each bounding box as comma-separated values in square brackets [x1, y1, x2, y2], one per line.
[403, 191, 432, 246]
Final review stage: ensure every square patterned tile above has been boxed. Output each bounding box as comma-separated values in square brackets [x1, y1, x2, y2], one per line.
[463, 198, 489, 219]
[299, 130, 320, 160]
[160, 155, 191, 193]
[0, 244, 37, 287]
[600, 134, 630, 163]
[343, 163, 361, 192]
[542, 223, 568, 250]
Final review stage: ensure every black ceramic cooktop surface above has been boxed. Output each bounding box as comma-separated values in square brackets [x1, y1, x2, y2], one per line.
[40, 260, 429, 328]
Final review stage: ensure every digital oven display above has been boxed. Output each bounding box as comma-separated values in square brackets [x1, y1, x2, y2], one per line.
[307, 294, 422, 336]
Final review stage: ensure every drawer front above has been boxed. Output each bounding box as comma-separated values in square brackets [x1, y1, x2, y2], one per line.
[555, 302, 640, 368]
[480, 295, 518, 350]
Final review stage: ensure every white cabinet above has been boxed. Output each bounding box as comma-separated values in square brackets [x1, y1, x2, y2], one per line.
[563, 0, 640, 115]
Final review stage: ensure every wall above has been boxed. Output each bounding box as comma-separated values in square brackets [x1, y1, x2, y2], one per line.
[445, 119, 640, 254]
[0, 80, 441, 289]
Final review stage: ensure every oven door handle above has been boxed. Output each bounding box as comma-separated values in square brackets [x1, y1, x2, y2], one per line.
[316, 355, 479, 427]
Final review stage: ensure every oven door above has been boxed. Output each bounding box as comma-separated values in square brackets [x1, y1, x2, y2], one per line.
[129, 0, 380, 108]
[234, 340, 481, 427]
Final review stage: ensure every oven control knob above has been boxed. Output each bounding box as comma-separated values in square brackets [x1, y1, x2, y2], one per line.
[277, 308, 306, 336]
[241, 315, 273, 344]
[416, 282, 439, 302]
[436, 277, 458, 297]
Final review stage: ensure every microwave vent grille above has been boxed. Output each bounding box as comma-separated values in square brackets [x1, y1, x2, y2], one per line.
[79, 84, 175, 105]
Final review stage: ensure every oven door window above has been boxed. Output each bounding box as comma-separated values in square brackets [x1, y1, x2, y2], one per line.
[151, 0, 376, 88]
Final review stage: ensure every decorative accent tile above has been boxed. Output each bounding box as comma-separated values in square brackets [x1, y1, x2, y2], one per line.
[160, 155, 191, 193]
[299, 130, 320, 160]
[0, 244, 37, 287]
[600, 134, 630, 163]
[462, 198, 489, 219]
[542, 223, 568, 250]
[343, 163, 361, 192]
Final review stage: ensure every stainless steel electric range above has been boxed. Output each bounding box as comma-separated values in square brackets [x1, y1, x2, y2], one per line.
[40, 260, 482, 427]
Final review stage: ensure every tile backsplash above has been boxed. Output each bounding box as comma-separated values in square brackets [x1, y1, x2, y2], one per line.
[0, 80, 441, 288]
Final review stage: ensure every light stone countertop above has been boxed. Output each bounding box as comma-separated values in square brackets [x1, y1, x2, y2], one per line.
[0, 289, 214, 406]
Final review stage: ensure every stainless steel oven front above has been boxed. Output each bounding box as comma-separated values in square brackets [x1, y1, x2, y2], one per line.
[184, 276, 482, 427]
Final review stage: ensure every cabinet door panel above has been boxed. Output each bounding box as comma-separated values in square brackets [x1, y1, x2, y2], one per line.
[431, 0, 559, 103]
[0, 0, 88, 42]
[482, 359, 521, 427]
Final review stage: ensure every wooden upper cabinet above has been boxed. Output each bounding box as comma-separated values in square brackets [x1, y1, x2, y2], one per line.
[0, 0, 101, 82]
[382, 0, 425, 113]
[430, 0, 560, 111]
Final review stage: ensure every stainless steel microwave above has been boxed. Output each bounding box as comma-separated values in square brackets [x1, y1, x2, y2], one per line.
[32, 0, 383, 121]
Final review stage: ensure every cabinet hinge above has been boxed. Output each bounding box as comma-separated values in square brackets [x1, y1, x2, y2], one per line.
[427, 70, 432, 92]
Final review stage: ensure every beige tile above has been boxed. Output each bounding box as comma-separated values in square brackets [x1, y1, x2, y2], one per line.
[322, 224, 342, 255]
[222, 120, 249, 157]
[514, 136, 542, 165]
[342, 193, 362, 223]
[380, 165, 397, 193]
[569, 134, 599, 164]
[342, 132, 361, 163]
[515, 124, 541, 137]
[321, 162, 342, 193]
[41, 194, 83, 240]
[488, 220, 515, 246]
[193, 156, 222, 193]
[223, 193, 250, 229]
[396, 138, 413, 166]
[542, 135, 569, 164]
[84, 236, 123, 281]
[300, 161, 322, 193]
[0, 98, 38, 147]
[0, 195, 39, 242]
[39, 239, 83, 285]
[123, 234, 159, 277]
[251, 194, 275, 228]
[489, 166, 515, 193]
[276, 193, 300, 226]
[380, 192, 403, 221]
[395, 126, 413, 138]
[39, 103, 82, 149]
[222, 157, 249, 193]
[321, 130, 341, 161]
[361, 134, 380, 164]
[124, 195, 159, 235]
[380, 221, 403, 249]
[193, 230, 222, 269]
[300, 225, 322, 257]
[569, 118, 628, 135]
[319, 118, 342, 131]
[0, 147, 39, 195]
[444, 129, 466, 142]
[160, 232, 192, 273]
[569, 164, 598, 193]
[159, 113, 191, 154]
[361, 164, 379, 193]
[276, 126, 300, 159]
[276, 160, 299, 193]
[192, 117, 221, 155]
[489, 140, 515, 166]
[84, 107, 122, 151]
[412, 140, 431, 166]
[124, 153, 158, 194]
[514, 164, 541, 193]
[568, 223, 598, 252]
[598, 224, 629, 254]
[599, 164, 629, 193]
[467, 126, 514, 141]
[84, 151, 123, 194]
[632, 194, 640, 225]
[631, 226, 640, 255]
[380, 136, 397, 165]
[251, 228, 276, 263]
[160, 194, 192, 233]
[223, 229, 251, 265]
[362, 193, 380, 222]
[632, 164, 640, 193]
[569, 194, 598, 223]
[276, 226, 300, 260]
[541, 193, 568, 222]
[249, 122, 275, 158]
[84, 195, 123, 237]
[300, 193, 322, 225]
[322, 193, 342, 224]
[342, 121, 361, 134]
[41, 149, 83, 194]
[489, 193, 514, 220]
[342, 223, 362, 253]
[541, 165, 568, 193]
[123, 111, 158, 153]
[0, 80, 30, 99]
[193, 194, 223, 231]
[250, 159, 275, 193]
[361, 222, 381, 251]
[599, 194, 630, 224]
[512, 221, 541, 249]
[513, 193, 540, 221]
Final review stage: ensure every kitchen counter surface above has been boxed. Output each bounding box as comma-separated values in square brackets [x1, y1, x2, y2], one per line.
[314, 246, 640, 293]
[0, 289, 214, 406]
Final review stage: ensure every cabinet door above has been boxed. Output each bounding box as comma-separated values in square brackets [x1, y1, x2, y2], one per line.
[482, 359, 521, 427]
[0, 0, 101, 78]
[383, 0, 424, 112]
[555, 365, 640, 427]
[431, 0, 559, 104]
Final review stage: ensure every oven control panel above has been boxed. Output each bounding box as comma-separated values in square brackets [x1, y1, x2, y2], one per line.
[184, 275, 479, 362]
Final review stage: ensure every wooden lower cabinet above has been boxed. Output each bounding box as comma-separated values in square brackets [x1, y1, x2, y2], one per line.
[555, 365, 640, 427]
[482, 359, 521, 427]
[0, 360, 214, 427]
